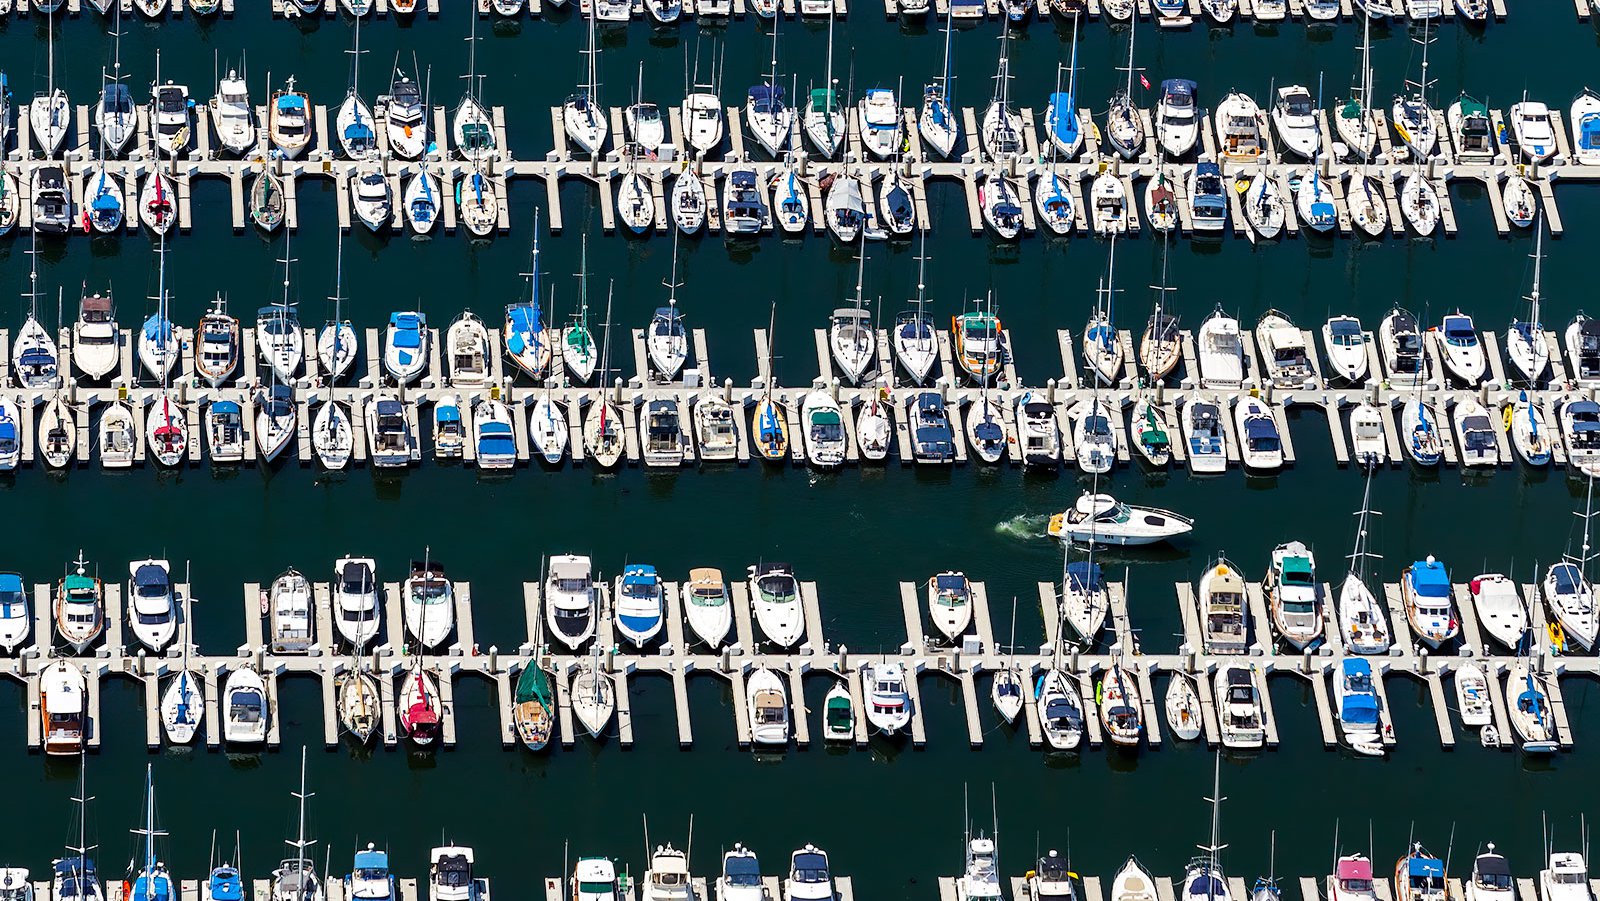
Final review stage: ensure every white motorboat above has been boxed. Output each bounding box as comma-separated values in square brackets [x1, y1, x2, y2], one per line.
[1436, 312, 1485, 384]
[1336, 657, 1384, 755]
[1112, 859, 1158, 901]
[1402, 556, 1459, 648]
[402, 559, 453, 651]
[1215, 662, 1265, 749]
[1349, 403, 1388, 468]
[746, 667, 789, 746]
[613, 565, 664, 648]
[383, 311, 429, 385]
[1565, 397, 1600, 477]
[194, 298, 240, 389]
[1468, 573, 1526, 651]
[349, 172, 391, 231]
[1036, 668, 1082, 750]
[1462, 848, 1512, 901]
[1235, 398, 1283, 472]
[1182, 394, 1228, 475]
[682, 92, 724, 157]
[1455, 662, 1491, 728]
[1272, 85, 1320, 158]
[1072, 399, 1116, 474]
[1451, 399, 1499, 467]
[127, 559, 177, 652]
[0, 397, 20, 471]
[269, 79, 311, 159]
[205, 399, 244, 464]
[802, 391, 847, 469]
[717, 846, 768, 901]
[926, 572, 972, 643]
[376, 72, 425, 159]
[750, 563, 804, 648]
[1380, 308, 1427, 386]
[1214, 91, 1264, 161]
[683, 568, 733, 649]
[1322, 315, 1370, 383]
[1198, 309, 1243, 389]
[71, 292, 119, 382]
[1156, 79, 1199, 158]
[624, 100, 665, 155]
[53, 554, 104, 653]
[1165, 673, 1202, 741]
[1539, 854, 1590, 901]
[266, 568, 313, 655]
[208, 69, 255, 156]
[1089, 171, 1128, 236]
[1257, 311, 1312, 388]
[864, 662, 912, 734]
[472, 399, 516, 471]
[39, 660, 85, 755]
[1510, 99, 1556, 164]
[545, 555, 595, 650]
[1199, 558, 1249, 654]
[222, 666, 268, 745]
[332, 557, 380, 649]
[1014, 396, 1060, 468]
[1264, 541, 1322, 650]
[1573, 90, 1600, 166]
[445, 312, 491, 387]
[1545, 560, 1598, 652]
[695, 396, 739, 462]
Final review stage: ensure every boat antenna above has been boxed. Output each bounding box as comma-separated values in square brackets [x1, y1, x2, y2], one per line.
[1331, 820, 1340, 870]
[990, 782, 1000, 875]
[642, 814, 651, 860]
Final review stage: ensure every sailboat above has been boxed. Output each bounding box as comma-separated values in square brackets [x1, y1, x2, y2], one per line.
[583, 285, 625, 468]
[920, 6, 959, 160]
[378, 65, 426, 160]
[1337, 469, 1391, 655]
[159, 595, 202, 744]
[1140, 235, 1181, 382]
[1391, 18, 1438, 159]
[572, 644, 616, 739]
[513, 658, 554, 752]
[399, 655, 442, 747]
[272, 749, 322, 901]
[83, 56, 125, 234]
[54, 761, 104, 901]
[982, 32, 1023, 164]
[130, 766, 172, 901]
[258, 241, 300, 462]
[336, 19, 377, 161]
[803, 8, 844, 158]
[31, 17, 70, 156]
[754, 303, 788, 463]
[829, 240, 876, 386]
[746, 20, 792, 157]
[1507, 217, 1551, 385]
[1083, 239, 1124, 385]
[989, 595, 1023, 723]
[649, 237, 690, 381]
[1182, 756, 1234, 901]
[318, 232, 358, 382]
[1104, 19, 1144, 161]
[13, 244, 60, 390]
[563, 5, 608, 156]
[453, 15, 496, 164]
[893, 234, 937, 385]
[96, 8, 134, 155]
[1336, 14, 1379, 161]
[505, 224, 551, 380]
[1036, 51, 1076, 236]
[146, 238, 187, 468]
[336, 664, 379, 745]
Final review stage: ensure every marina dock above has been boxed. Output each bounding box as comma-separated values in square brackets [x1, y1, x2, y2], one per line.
[4, 554, 1587, 754]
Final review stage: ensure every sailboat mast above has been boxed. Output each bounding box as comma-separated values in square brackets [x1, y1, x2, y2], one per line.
[824, 6, 835, 118]
[1530, 217, 1543, 327]
[939, 3, 953, 106]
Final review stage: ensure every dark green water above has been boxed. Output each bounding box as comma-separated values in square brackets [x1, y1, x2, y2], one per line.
[4, 2, 1600, 896]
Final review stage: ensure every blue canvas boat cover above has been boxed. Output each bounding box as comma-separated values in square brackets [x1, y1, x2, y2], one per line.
[354, 850, 388, 871]
[1245, 418, 1278, 439]
[1066, 561, 1104, 592]
[747, 86, 785, 113]
[376, 400, 403, 417]
[1409, 561, 1449, 597]
[479, 434, 514, 455]
[480, 421, 510, 436]
[1048, 93, 1078, 142]
[0, 574, 22, 594]
[435, 405, 461, 423]
[1408, 858, 1444, 880]
[133, 565, 167, 589]
[208, 869, 243, 901]
[623, 565, 659, 586]
[143, 314, 171, 342]
[277, 94, 306, 111]
[1551, 562, 1584, 595]
[212, 400, 240, 416]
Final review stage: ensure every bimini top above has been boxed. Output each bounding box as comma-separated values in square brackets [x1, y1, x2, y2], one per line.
[622, 565, 659, 587]
[1336, 859, 1373, 881]
[0, 574, 23, 595]
[276, 93, 307, 111]
[1340, 660, 1378, 724]
[375, 399, 404, 418]
[1474, 855, 1510, 878]
[435, 404, 461, 423]
[1408, 559, 1449, 596]
[212, 400, 241, 416]
[354, 849, 390, 872]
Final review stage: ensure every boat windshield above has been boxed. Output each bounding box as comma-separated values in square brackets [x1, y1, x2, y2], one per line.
[724, 858, 761, 887]
[411, 579, 449, 602]
[690, 587, 726, 606]
[757, 575, 797, 602]
[793, 855, 828, 883]
[1442, 317, 1477, 345]
[1329, 320, 1362, 345]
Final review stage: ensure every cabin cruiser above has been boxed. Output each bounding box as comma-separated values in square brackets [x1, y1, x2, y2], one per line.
[1235, 398, 1283, 472]
[1560, 399, 1600, 477]
[1029, 853, 1077, 901]
[1452, 400, 1498, 468]
[1539, 854, 1590, 901]
[864, 662, 912, 734]
[1257, 311, 1311, 387]
[1214, 92, 1263, 161]
[1015, 399, 1060, 467]
[1468, 573, 1526, 652]
[1264, 541, 1322, 649]
[1049, 493, 1193, 547]
[750, 563, 804, 648]
[1199, 559, 1248, 654]
[333, 557, 380, 649]
[912, 393, 955, 464]
[683, 569, 732, 649]
[747, 668, 790, 746]
[402, 559, 452, 650]
[858, 89, 901, 159]
[1272, 86, 1319, 158]
[1436, 313, 1485, 385]
[1381, 309, 1427, 386]
[1182, 395, 1227, 475]
[1402, 557, 1458, 649]
[1337, 658, 1383, 755]
[1322, 316, 1369, 383]
[1188, 163, 1226, 233]
[1198, 309, 1244, 389]
[927, 572, 972, 644]
[1510, 99, 1556, 164]
[1216, 662, 1265, 749]
[127, 560, 177, 652]
[545, 555, 595, 650]
[1156, 79, 1199, 158]
[223, 666, 268, 744]
[613, 565, 665, 648]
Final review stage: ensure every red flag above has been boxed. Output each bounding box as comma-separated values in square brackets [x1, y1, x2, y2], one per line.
[1139, 74, 1151, 90]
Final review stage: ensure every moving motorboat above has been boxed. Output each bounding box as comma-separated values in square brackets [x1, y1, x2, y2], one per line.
[1048, 493, 1194, 547]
